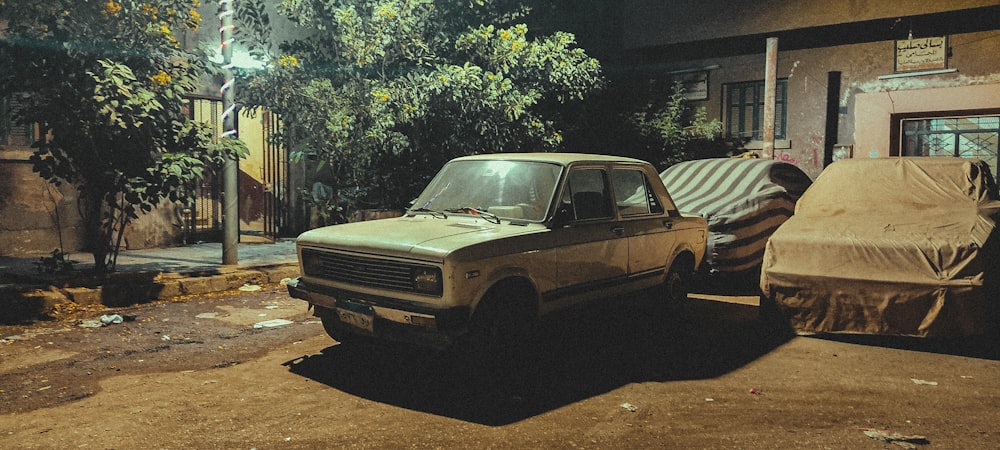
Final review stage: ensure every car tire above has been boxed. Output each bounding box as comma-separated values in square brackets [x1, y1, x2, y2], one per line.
[665, 257, 694, 303]
[462, 289, 534, 368]
[315, 306, 362, 345]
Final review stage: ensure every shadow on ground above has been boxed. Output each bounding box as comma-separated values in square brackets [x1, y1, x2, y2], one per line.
[810, 333, 1000, 361]
[283, 295, 793, 426]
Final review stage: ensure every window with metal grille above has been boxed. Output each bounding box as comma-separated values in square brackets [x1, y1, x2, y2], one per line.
[723, 79, 787, 141]
[902, 115, 999, 177]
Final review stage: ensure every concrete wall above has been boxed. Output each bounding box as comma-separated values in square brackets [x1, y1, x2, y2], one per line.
[0, 154, 85, 256]
[0, 149, 189, 257]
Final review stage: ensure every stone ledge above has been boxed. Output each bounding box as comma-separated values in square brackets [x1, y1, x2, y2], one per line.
[0, 264, 299, 324]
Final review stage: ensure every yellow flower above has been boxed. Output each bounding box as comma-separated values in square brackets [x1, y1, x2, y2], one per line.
[104, 1, 122, 16]
[159, 23, 171, 35]
[499, 30, 512, 40]
[151, 70, 172, 86]
[187, 9, 201, 30]
[279, 55, 300, 67]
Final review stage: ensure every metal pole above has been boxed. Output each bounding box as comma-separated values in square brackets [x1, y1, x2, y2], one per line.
[220, 0, 238, 265]
[762, 37, 778, 160]
[823, 71, 842, 167]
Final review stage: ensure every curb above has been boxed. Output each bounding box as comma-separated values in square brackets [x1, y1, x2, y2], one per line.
[0, 263, 300, 324]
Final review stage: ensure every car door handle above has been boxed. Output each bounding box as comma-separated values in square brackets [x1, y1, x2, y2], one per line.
[611, 227, 624, 236]
[663, 220, 674, 229]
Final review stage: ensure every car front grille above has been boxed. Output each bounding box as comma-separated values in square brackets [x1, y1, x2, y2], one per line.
[302, 249, 437, 294]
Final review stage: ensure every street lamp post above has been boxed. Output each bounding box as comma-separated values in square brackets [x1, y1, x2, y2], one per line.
[219, 0, 238, 265]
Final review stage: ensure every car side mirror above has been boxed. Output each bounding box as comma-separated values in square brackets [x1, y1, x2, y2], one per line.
[552, 205, 573, 227]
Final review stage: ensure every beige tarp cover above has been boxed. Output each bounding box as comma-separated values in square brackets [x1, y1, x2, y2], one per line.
[760, 157, 1000, 337]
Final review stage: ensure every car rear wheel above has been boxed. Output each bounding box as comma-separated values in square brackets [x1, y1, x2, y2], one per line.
[665, 256, 694, 303]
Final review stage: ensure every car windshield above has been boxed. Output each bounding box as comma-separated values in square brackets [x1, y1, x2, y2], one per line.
[410, 160, 563, 222]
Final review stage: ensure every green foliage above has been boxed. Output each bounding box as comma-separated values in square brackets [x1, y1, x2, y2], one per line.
[631, 81, 724, 168]
[239, 0, 603, 215]
[0, 0, 246, 272]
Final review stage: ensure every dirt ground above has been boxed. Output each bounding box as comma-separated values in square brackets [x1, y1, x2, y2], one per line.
[1, 282, 998, 449]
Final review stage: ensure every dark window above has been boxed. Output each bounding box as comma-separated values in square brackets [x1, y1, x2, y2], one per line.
[563, 168, 612, 220]
[0, 95, 34, 146]
[723, 79, 787, 140]
[902, 115, 999, 177]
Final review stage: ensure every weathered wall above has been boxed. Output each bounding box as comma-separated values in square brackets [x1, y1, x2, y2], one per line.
[627, 28, 1000, 179]
[0, 151, 188, 256]
[0, 153, 85, 256]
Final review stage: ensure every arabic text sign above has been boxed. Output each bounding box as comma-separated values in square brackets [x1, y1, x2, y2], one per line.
[895, 37, 947, 72]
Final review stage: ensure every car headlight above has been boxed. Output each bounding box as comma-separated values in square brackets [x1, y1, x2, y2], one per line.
[301, 250, 325, 276]
[411, 267, 442, 295]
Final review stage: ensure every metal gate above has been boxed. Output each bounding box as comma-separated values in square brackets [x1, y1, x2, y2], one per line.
[185, 98, 288, 243]
[259, 109, 287, 240]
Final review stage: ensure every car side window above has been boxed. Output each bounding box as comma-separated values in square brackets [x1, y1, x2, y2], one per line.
[612, 168, 664, 216]
[563, 168, 612, 220]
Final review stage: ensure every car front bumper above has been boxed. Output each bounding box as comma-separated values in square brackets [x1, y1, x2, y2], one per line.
[286, 277, 471, 349]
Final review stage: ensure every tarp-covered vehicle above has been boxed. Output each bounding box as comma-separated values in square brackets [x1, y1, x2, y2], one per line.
[760, 157, 1000, 337]
[660, 158, 812, 274]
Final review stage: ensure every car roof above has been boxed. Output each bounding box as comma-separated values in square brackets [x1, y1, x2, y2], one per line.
[452, 152, 650, 166]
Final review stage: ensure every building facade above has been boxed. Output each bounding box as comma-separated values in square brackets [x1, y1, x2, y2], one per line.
[621, 0, 1000, 179]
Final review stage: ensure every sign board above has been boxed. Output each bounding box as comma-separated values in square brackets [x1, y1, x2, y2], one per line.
[895, 37, 947, 72]
[673, 70, 709, 101]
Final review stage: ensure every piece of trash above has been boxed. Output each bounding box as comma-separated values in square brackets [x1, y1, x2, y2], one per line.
[37, 386, 52, 392]
[749, 388, 763, 395]
[239, 284, 262, 292]
[860, 428, 929, 448]
[100, 314, 124, 325]
[705, 398, 715, 402]
[253, 319, 294, 329]
[161, 335, 171, 341]
[265, 305, 279, 310]
[195, 312, 219, 319]
[79, 320, 104, 328]
[620, 402, 638, 413]
[910, 378, 938, 386]
[280, 277, 292, 286]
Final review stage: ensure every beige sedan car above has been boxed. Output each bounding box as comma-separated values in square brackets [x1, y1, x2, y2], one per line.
[288, 153, 707, 353]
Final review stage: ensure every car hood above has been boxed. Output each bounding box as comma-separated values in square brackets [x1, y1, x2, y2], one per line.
[296, 215, 546, 261]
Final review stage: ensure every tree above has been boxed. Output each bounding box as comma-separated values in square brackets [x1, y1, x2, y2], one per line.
[0, 0, 247, 272]
[238, 0, 603, 216]
[630, 81, 725, 168]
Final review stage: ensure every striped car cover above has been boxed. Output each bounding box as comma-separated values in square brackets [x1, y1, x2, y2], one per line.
[659, 158, 812, 273]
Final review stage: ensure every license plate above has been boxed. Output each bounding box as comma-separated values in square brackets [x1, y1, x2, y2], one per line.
[336, 300, 374, 334]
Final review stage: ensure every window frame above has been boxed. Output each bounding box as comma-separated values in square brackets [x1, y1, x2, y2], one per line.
[891, 109, 1000, 178]
[722, 79, 788, 142]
